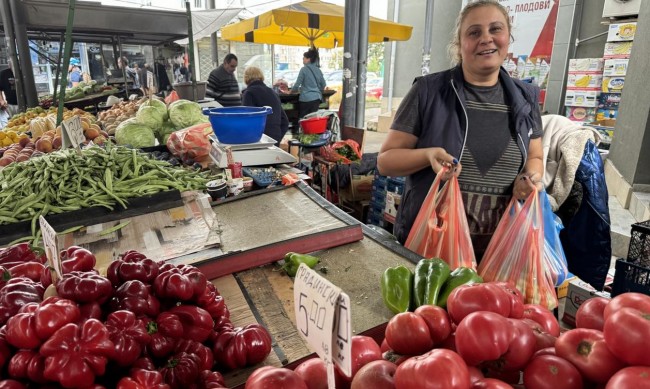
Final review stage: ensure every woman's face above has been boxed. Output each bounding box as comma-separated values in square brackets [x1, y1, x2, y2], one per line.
[459, 5, 510, 79]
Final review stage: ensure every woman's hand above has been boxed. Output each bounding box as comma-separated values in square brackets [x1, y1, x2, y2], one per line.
[513, 172, 543, 200]
[428, 147, 461, 180]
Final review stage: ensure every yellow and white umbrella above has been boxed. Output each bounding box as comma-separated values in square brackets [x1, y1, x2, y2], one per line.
[221, 0, 413, 48]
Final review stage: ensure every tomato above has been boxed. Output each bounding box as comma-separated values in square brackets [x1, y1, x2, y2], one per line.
[468, 366, 484, 384]
[294, 358, 327, 389]
[522, 304, 560, 337]
[522, 318, 557, 352]
[382, 351, 410, 366]
[494, 319, 536, 372]
[350, 360, 396, 389]
[575, 297, 608, 330]
[380, 338, 391, 353]
[245, 366, 308, 389]
[471, 378, 514, 388]
[555, 328, 625, 383]
[493, 281, 525, 319]
[603, 292, 650, 320]
[532, 347, 556, 358]
[447, 283, 512, 324]
[605, 366, 650, 389]
[413, 305, 452, 346]
[385, 312, 433, 355]
[603, 307, 650, 366]
[523, 355, 583, 389]
[394, 349, 470, 389]
[336, 335, 382, 385]
[455, 311, 511, 367]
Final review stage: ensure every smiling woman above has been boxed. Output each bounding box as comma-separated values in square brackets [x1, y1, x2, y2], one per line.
[377, 0, 544, 261]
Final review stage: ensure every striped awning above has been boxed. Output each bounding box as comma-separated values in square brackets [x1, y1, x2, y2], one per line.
[221, 0, 412, 48]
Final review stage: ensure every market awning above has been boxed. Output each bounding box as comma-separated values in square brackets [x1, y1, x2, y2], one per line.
[5, 0, 190, 45]
[175, 8, 242, 45]
[220, 0, 413, 48]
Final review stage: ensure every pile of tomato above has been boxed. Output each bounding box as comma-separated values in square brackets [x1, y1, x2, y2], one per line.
[242, 281, 650, 389]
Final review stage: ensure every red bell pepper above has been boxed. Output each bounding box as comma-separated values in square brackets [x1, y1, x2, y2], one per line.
[109, 280, 161, 318]
[105, 310, 152, 367]
[5, 312, 40, 349]
[195, 370, 226, 389]
[196, 282, 231, 322]
[0, 243, 47, 266]
[146, 312, 183, 359]
[153, 265, 207, 302]
[79, 301, 104, 322]
[0, 277, 45, 325]
[7, 262, 45, 283]
[167, 305, 213, 343]
[118, 368, 170, 389]
[56, 271, 113, 304]
[40, 319, 115, 388]
[131, 356, 157, 372]
[120, 250, 147, 262]
[212, 324, 273, 370]
[0, 379, 28, 389]
[60, 246, 97, 273]
[7, 349, 48, 384]
[174, 339, 213, 371]
[108, 257, 160, 287]
[0, 327, 12, 372]
[159, 352, 202, 389]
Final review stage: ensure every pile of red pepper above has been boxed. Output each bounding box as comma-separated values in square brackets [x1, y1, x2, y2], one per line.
[0, 245, 274, 388]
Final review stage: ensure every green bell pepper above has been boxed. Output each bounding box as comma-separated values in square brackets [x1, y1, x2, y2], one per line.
[281, 252, 320, 277]
[413, 258, 451, 307]
[437, 267, 483, 308]
[380, 265, 414, 314]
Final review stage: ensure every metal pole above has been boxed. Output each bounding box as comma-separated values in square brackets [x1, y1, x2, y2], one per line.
[52, 34, 65, 105]
[0, 0, 26, 111]
[355, 0, 369, 129]
[342, 0, 360, 127]
[387, 0, 400, 114]
[9, 0, 38, 107]
[185, 0, 197, 101]
[56, 0, 76, 126]
[118, 36, 128, 100]
[208, 0, 218, 67]
[421, 0, 434, 76]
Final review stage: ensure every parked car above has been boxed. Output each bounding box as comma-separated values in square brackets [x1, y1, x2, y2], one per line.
[366, 78, 383, 99]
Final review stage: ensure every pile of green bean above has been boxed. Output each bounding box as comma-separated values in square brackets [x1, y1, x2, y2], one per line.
[0, 144, 212, 235]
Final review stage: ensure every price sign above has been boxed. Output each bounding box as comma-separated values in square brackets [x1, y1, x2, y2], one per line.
[294, 264, 352, 387]
[61, 116, 85, 149]
[39, 216, 62, 281]
[147, 70, 154, 92]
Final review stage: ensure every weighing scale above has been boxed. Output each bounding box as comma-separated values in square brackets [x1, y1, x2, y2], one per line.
[209, 134, 297, 168]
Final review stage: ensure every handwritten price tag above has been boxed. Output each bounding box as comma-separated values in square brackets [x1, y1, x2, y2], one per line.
[61, 116, 85, 149]
[39, 216, 61, 281]
[294, 264, 352, 387]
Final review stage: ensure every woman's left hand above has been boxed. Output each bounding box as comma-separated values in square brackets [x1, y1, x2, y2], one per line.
[513, 172, 543, 200]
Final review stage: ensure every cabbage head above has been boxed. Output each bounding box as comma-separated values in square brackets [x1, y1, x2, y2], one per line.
[168, 99, 208, 129]
[140, 98, 168, 121]
[115, 118, 156, 148]
[157, 120, 178, 145]
[137, 105, 164, 130]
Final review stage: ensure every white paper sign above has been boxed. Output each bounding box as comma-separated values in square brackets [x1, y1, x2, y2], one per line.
[294, 263, 352, 387]
[61, 116, 85, 149]
[39, 216, 62, 279]
[147, 70, 154, 91]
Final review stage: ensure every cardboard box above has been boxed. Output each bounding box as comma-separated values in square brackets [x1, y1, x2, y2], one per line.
[568, 58, 604, 73]
[383, 191, 401, 224]
[607, 22, 637, 42]
[562, 279, 610, 327]
[597, 108, 618, 121]
[603, 59, 629, 77]
[604, 41, 633, 58]
[565, 106, 596, 122]
[567, 73, 603, 90]
[598, 93, 621, 109]
[565, 90, 600, 107]
[556, 275, 578, 299]
[339, 174, 374, 202]
[602, 77, 625, 93]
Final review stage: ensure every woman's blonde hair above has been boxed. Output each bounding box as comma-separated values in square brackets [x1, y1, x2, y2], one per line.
[244, 66, 264, 85]
[447, 0, 513, 65]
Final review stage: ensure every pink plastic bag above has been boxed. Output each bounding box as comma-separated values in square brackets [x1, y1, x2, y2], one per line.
[405, 170, 477, 270]
[166, 122, 212, 164]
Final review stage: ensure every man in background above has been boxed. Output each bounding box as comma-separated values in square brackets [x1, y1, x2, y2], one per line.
[0, 60, 19, 118]
[206, 53, 241, 106]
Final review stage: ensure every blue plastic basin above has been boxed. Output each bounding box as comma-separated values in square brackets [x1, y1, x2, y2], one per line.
[204, 106, 273, 144]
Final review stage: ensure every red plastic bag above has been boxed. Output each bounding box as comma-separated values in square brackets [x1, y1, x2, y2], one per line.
[405, 169, 477, 270]
[164, 90, 180, 104]
[477, 189, 558, 310]
[319, 139, 362, 164]
[166, 122, 213, 164]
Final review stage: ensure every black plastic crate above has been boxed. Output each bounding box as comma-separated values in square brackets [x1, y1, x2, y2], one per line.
[612, 258, 650, 297]
[628, 220, 650, 262]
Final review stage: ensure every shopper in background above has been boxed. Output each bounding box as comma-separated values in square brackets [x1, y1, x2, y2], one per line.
[242, 66, 289, 145]
[154, 58, 172, 96]
[68, 58, 82, 88]
[118, 56, 140, 91]
[0, 60, 19, 119]
[206, 53, 242, 107]
[377, 0, 544, 261]
[291, 48, 326, 118]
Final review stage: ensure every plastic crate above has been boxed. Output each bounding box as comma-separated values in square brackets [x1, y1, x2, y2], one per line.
[611, 258, 650, 297]
[628, 220, 650, 262]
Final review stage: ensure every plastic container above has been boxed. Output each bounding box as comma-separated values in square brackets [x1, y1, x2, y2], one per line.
[242, 167, 281, 188]
[204, 106, 272, 144]
[627, 220, 650, 262]
[300, 116, 329, 134]
[173, 82, 207, 101]
[612, 258, 650, 297]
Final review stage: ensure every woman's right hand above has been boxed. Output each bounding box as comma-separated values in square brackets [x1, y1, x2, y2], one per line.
[427, 147, 461, 180]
